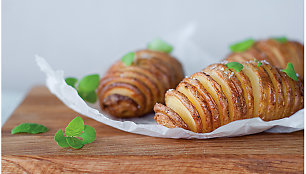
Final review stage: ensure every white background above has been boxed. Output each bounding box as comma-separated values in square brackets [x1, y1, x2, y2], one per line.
[2, 0, 304, 123]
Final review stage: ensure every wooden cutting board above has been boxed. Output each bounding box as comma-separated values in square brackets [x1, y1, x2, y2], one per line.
[2, 86, 304, 173]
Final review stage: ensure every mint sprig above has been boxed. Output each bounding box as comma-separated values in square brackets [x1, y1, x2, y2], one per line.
[54, 116, 96, 149]
[65, 77, 78, 88]
[147, 38, 173, 53]
[282, 63, 298, 81]
[121, 52, 135, 66]
[254, 59, 262, 67]
[11, 123, 48, 134]
[65, 74, 100, 103]
[226, 62, 244, 72]
[230, 38, 255, 52]
[273, 37, 288, 43]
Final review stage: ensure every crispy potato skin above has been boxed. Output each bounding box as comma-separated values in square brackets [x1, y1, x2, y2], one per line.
[154, 62, 304, 133]
[98, 49, 184, 118]
[225, 39, 304, 78]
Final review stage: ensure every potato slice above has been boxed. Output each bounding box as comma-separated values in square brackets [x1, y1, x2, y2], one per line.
[177, 82, 213, 133]
[137, 49, 185, 82]
[165, 90, 203, 133]
[241, 63, 268, 119]
[276, 68, 294, 118]
[183, 78, 221, 130]
[120, 66, 165, 102]
[255, 39, 285, 68]
[190, 72, 229, 125]
[253, 63, 276, 121]
[107, 71, 160, 106]
[98, 76, 152, 113]
[154, 103, 189, 130]
[99, 83, 145, 117]
[296, 77, 304, 111]
[228, 67, 254, 119]
[151, 57, 177, 87]
[204, 64, 246, 121]
[283, 74, 299, 115]
[261, 63, 285, 120]
[135, 58, 171, 90]
[286, 42, 304, 78]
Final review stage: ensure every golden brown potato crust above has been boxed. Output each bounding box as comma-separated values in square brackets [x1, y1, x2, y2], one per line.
[98, 49, 184, 118]
[154, 62, 304, 133]
[226, 39, 304, 78]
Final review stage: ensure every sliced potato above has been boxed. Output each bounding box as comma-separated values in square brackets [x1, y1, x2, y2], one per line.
[137, 49, 185, 82]
[261, 63, 284, 120]
[190, 72, 230, 125]
[121, 66, 165, 102]
[228, 67, 254, 119]
[286, 42, 304, 78]
[107, 71, 160, 106]
[276, 68, 294, 118]
[154, 103, 189, 130]
[241, 63, 268, 119]
[183, 78, 221, 130]
[165, 90, 203, 133]
[99, 83, 145, 117]
[253, 63, 276, 121]
[135, 58, 171, 90]
[176, 82, 213, 133]
[204, 64, 246, 121]
[99, 76, 152, 113]
[255, 39, 285, 68]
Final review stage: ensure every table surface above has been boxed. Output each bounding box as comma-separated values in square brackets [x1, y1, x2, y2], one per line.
[2, 86, 304, 173]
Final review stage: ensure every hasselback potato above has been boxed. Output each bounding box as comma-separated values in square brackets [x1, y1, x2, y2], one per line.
[154, 61, 304, 133]
[98, 49, 184, 118]
[226, 38, 304, 78]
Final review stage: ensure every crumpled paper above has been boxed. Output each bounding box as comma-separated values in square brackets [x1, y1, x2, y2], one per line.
[36, 23, 304, 139]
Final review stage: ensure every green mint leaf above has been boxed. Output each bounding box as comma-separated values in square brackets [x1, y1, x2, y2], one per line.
[121, 52, 135, 66]
[230, 38, 255, 52]
[66, 137, 84, 149]
[226, 62, 244, 72]
[254, 59, 262, 67]
[257, 62, 262, 67]
[78, 74, 100, 93]
[273, 37, 288, 43]
[65, 116, 85, 137]
[147, 38, 173, 53]
[282, 63, 298, 81]
[80, 125, 96, 144]
[78, 91, 97, 103]
[54, 129, 69, 148]
[11, 123, 48, 134]
[65, 77, 78, 88]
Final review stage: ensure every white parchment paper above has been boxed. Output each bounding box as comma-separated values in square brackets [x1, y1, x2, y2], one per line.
[36, 24, 304, 139]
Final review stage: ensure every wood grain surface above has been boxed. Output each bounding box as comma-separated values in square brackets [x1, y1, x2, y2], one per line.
[2, 86, 304, 173]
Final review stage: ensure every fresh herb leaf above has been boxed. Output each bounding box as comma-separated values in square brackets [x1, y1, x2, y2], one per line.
[80, 125, 96, 144]
[282, 63, 298, 81]
[65, 77, 78, 88]
[226, 62, 244, 72]
[78, 74, 100, 93]
[66, 137, 84, 149]
[78, 91, 97, 103]
[11, 123, 48, 134]
[230, 39, 255, 52]
[147, 38, 173, 53]
[254, 59, 262, 67]
[54, 129, 69, 148]
[55, 116, 96, 149]
[65, 116, 84, 137]
[273, 37, 288, 43]
[121, 52, 135, 66]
